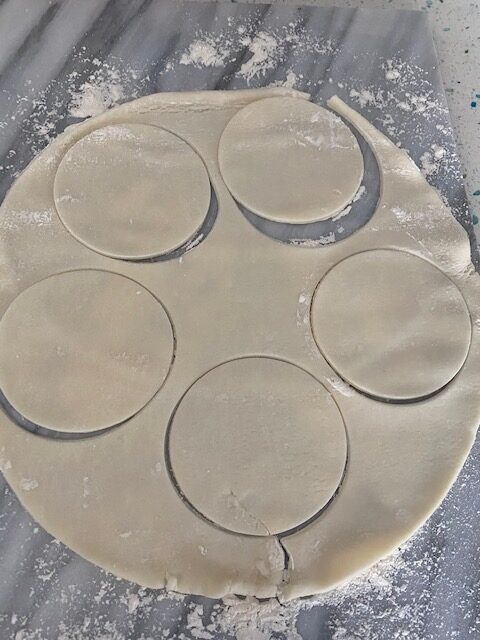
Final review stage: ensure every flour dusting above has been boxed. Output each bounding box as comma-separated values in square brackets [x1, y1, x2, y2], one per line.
[420, 144, 447, 176]
[69, 79, 124, 118]
[239, 31, 280, 81]
[19, 478, 39, 492]
[67, 61, 130, 118]
[180, 38, 231, 68]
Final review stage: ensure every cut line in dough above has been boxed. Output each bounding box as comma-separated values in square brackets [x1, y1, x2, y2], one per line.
[166, 357, 348, 536]
[310, 249, 472, 402]
[54, 124, 212, 260]
[0, 270, 175, 433]
[218, 97, 364, 224]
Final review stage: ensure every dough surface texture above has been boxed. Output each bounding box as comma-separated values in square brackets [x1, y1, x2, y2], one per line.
[311, 249, 471, 401]
[218, 96, 364, 223]
[0, 269, 174, 433]
[0, 88, 478, 601]
[167, 357, 347, 536]
[54, 123, 211, 259]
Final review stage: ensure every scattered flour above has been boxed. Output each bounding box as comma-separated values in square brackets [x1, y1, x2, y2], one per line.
[180, 37, 231, 68]
[384, 59, 403, 82]
[19, 478, 39, 492]
[290, 232, 336, 247]
[392, 206, 435, 230]
[67, 62, 128, 119]
[69, 79, 124, 118]
[185, 233, 205, 252]
[325, 375, 355, 397]
[170, 20, 335, 86]
[127, 593, 140, 615]
[0, 208, 54, 231]
[284, 70, 299, 89]
[0, 449, 12, 472]
[349, 88, 380, 109]
[239, 31, 280, 81]
[420, 144, 447, 176]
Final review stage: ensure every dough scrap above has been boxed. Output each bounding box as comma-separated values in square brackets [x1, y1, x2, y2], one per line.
[167, 357, 347, 536]
[0, 270, 174, 433]
[218, 96, 364, 223]
[54, 124, 211, 260]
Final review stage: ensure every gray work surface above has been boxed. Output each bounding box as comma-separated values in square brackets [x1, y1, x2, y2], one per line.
[0, 2, 479, 639]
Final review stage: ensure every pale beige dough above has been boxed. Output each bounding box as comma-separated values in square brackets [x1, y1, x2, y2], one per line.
[0, 89, 478, 601]
[0, 270, 174, 433]
[54, 124, 211, 260]
[311, 249, 472, 401]
[167, 357, 347, 536]
[218, 96, 364, 223]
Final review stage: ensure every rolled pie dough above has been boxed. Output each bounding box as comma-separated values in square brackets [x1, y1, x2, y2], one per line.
[0, 88, 478, 602]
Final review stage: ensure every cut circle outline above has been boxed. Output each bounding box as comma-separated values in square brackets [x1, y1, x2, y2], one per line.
[310, 249, 473, 403]
[53, 123, 213, 261]
[218, 96, 364, 226]
[165, 355, 349, 538]
[0, 269, 176, 435]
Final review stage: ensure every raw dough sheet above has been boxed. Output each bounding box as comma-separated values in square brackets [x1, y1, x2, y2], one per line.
[0, 2, 478, 639]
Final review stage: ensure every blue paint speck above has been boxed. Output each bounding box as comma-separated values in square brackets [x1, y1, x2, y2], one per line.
[471, 101, 478, 108]
[473, 190, 480, 196]
[443, 27, 450, 32]
[473, 215, 479, 225]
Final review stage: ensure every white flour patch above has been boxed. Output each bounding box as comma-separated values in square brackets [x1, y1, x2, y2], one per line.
[0, 208, 54, 231]
[170, 20, 336, 86]
[69, 78, 124, 118]
[353, 185, 366, 202]
[383, 58, 404, 83]
[127, 593, 140, 614]
[272, 69, 300, 89]
[19, 478, 39, 492]
[392, 206, 434, 230]
[0, 448, 12, 472]
[332, 204, 352, 222]
[326, 375, 355, 397]
[291, 233, 336, 247]
[349, 88, 381, 109]
[119, 531, 132, 539]
[67, 61, 133, 119]
[420, 144, 446, 177]
[283, 70, 299, 89]
[239, 31, 280, 81]
[185, 233, 204, 252]
[180, 37, 231, 68]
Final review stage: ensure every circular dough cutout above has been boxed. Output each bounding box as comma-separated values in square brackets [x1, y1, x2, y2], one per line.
[0, 270, 174, 433]
[167, 357, 347, 536]
[311, 250, 471, 401]
[54, 124, 211, 260]
[218, 97, 364, 224]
